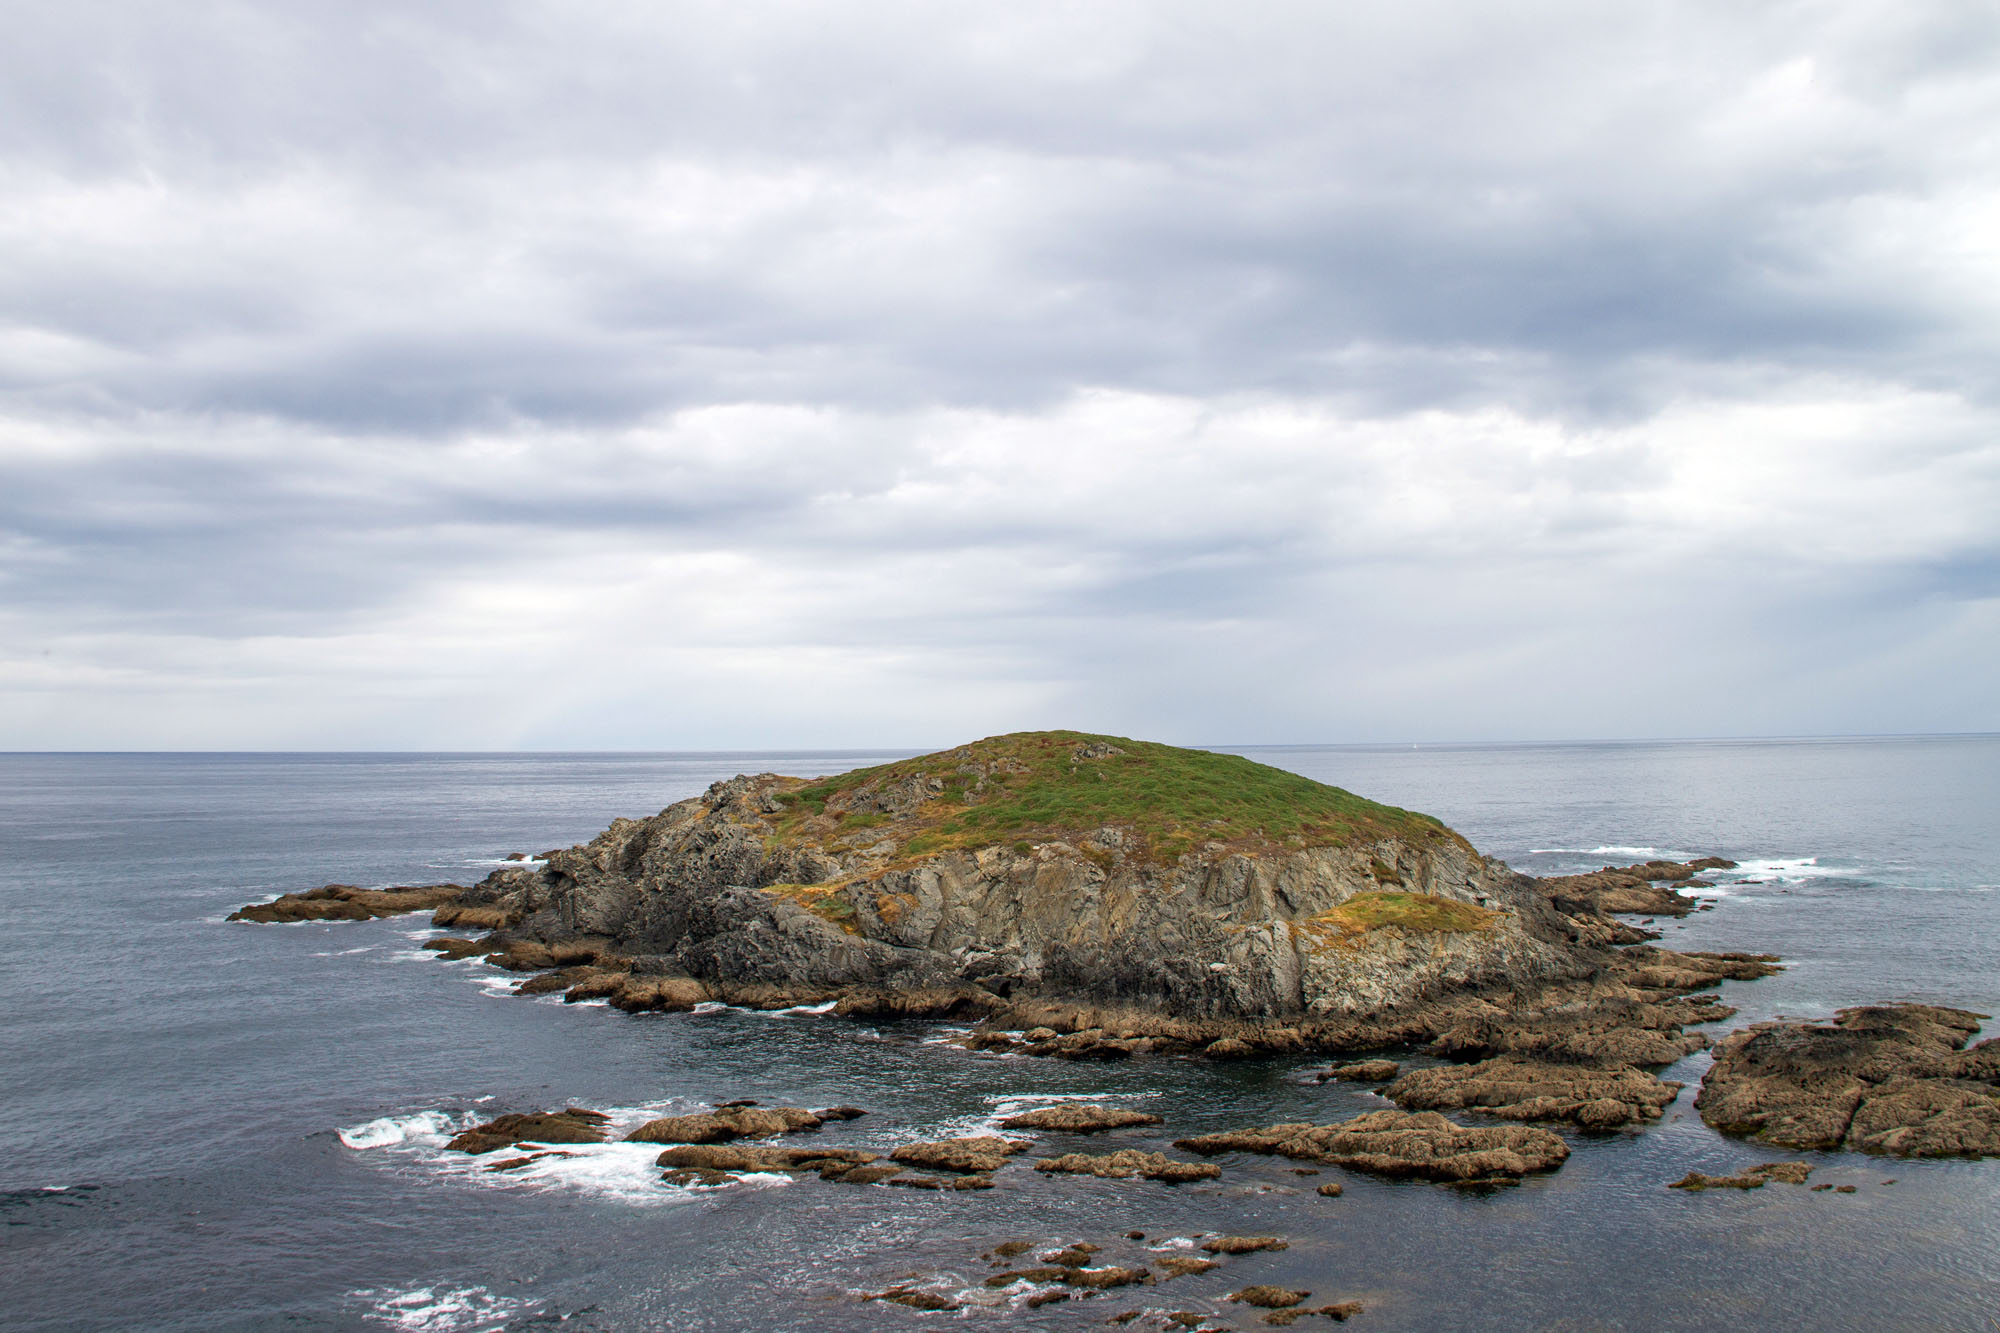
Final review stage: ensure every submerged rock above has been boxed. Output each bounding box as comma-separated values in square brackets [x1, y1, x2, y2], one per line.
[1200, 1236, 1289, 1255]
[873, 1288, 959, 1311]
[1265, 1302, 1365, 1325]
[1178, 1110, 1568, 1182]
[660, 1167, 739, 1187]
[1669, 1161, 1813, 1191]
[1697, 1004, 2000, 1156]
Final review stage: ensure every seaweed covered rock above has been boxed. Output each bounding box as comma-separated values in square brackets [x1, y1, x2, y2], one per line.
[999, 1104, 1164, 1132]
[652, 1144, 877, 1172]
[1319, 1059, 1400, 1082]
[1697, 1005, 2000, 1156]
[1668, 1161, 1813, 1190]
[1178, 1110, 1568, 1182]
[1034, 1150, 1220, 1183]
[1384, 1056, 1681, 1127]
[890, 1135, 1031, 1173]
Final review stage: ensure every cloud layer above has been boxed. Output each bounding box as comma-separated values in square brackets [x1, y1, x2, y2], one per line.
[3, 1, 1996, 747]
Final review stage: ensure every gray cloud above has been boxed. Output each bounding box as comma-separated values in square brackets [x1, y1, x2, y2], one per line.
[1, 1, 1996, 746]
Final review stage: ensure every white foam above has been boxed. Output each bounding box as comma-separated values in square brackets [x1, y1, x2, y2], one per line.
[1714, 856, 1863, 884]
[352, 1284, 537, 1332]
[339, 1111, 467, 1150]
[336, 1102, 807, 1207]
[1527, 845, 1668, 858]
[691, 1001, 730, 1014]
[766, 1000, 838, 1015]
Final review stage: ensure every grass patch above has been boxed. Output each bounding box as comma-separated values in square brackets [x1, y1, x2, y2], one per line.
[760, 880, 860, 934]
[765, 730, 1460, 869]
[1321, 891, 1497, 936]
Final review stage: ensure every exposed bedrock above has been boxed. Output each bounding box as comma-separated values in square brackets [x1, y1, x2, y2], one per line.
[1175, 1109, 1570, 1183]
[1534, 858, 1735, 921]
[999, 1104, 1164, 1132]
[1697, 1004, 2000, 1157]
[1033, 1149, 1220, 1183]
[1384, 1056, 1682, 1128]
[229, 883, 468, 923]
[445, 1108, 610, 1155]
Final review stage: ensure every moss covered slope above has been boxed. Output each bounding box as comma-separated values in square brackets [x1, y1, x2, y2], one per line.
[767, 730, 1460, 867]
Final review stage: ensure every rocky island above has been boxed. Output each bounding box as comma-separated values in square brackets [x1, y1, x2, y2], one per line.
[237, 731, 2000, 1165]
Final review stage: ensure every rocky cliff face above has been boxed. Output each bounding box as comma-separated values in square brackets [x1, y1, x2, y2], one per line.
[440, 733, 1604, 1029]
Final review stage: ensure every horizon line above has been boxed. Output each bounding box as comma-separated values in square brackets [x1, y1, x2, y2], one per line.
[2, 729, 1997, 757]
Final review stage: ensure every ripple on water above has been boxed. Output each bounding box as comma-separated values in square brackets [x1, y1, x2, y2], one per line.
[350, 1284, 539, 1332]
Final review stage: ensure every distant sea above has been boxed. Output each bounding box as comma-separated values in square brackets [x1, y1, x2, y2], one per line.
[3, 738, 1997, 1331]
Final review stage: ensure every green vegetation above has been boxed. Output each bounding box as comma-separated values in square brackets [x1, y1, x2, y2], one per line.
[764, 730, 1458, 867]
[762, 880, 860, 933]
[1320, 891, 1497, 936]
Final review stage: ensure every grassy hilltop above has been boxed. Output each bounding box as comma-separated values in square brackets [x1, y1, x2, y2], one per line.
[764, 730, 1459, 867]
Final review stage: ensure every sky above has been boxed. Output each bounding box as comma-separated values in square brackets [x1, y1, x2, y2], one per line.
[2, 1, 1997, 750]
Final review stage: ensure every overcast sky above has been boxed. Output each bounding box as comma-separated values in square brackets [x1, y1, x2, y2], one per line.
[2, 1, 1996, 749]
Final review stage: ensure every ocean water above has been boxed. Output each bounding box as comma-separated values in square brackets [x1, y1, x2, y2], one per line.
[2, 738, 1997, 1332]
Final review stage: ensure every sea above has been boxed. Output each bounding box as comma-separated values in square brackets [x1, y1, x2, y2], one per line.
[3, 737, 1997, 1332]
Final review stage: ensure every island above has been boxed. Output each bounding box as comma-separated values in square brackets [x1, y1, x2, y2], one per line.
[234, 730, 1999, 1163]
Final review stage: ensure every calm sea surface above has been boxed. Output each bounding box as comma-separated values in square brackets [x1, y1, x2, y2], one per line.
[3, 738, 1997, 1331]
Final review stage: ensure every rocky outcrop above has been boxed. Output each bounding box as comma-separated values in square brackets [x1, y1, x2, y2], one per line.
[1383, 1056, 1681, 1127]
[230, 883, 467, 923]
[1668, 1161, 1813, 1190]
[890, 1135, 1031, 1173]
[1535, 858, 1735, 919]
[653, 1143, 877, 1173]
[1176, 1110, 1569, 1183]
[1033, 1150, 1220, 1183]
[1696, 1005, 2000, 1156]
[625, 1105, 823, 1143]
[445, 1108, 609, 1155]
[999, 1104, 1163, 1132]
[1318, 1059, 1400, 1082]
